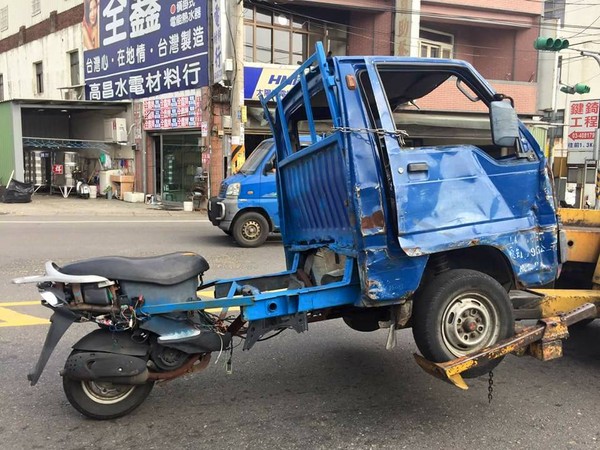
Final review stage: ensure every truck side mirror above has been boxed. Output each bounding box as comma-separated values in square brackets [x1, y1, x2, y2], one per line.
[490, 101, 519, 147]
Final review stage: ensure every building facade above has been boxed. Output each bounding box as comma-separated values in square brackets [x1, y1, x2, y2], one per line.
[0, 0, 551, 204]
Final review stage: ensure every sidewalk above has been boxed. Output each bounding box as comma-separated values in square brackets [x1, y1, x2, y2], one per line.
[0, 193, 208, 218]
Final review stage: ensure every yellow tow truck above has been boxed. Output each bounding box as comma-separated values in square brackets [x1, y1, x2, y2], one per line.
[416, 208, 600, 389]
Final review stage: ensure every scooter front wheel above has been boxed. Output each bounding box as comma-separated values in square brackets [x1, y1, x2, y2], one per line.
[63, 375, 154, 420]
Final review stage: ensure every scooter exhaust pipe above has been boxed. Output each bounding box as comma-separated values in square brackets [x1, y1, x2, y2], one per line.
[61, 352, 149, 385]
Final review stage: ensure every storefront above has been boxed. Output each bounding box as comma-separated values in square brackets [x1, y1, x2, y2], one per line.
[0, 99, 132, 197]
[142, 90, 210, 207]
[152, 133, 208, 204]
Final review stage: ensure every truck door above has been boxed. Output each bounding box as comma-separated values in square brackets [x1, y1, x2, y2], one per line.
[359, 61, 558, 286]
[258, 148, 280, 230]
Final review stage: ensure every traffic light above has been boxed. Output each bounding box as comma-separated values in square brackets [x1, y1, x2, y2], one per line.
[560, 83, 591, 94]
[534, 37, 570, 51]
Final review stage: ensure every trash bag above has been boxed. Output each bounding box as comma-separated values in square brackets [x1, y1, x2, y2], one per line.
[2, 179, 34, 203]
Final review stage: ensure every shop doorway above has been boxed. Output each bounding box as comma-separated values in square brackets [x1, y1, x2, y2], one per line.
[156, 133, 205, 203]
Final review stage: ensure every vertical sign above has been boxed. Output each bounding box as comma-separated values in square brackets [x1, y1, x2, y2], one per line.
[567, 99, 600, 150]
[212, 0, 224, 84]
[83, 0, 209, 101]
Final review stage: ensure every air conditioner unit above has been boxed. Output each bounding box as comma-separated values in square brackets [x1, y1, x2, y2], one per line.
[104, 118, 128, 143]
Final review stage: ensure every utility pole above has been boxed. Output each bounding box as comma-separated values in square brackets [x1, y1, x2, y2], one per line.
[229, 0, 245, 175]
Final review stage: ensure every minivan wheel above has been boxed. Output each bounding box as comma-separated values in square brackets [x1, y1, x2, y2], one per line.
[412, 269, 514, 378]
[233, 212, 269, 247]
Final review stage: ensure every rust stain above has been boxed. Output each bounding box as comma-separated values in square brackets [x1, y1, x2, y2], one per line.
[405, 247, 423, 257]
[360, 209, 385, 230]
[529, 340, 563, 361]
[366, 278, 383, 299]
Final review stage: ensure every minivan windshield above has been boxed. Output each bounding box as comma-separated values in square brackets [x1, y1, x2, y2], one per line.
[239, 140, 272, 174]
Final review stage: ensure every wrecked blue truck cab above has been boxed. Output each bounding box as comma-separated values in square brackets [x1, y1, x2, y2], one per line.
[147, 43, 563, 377]
[20, 44, 567, 420]
[254, 43, 563, 374]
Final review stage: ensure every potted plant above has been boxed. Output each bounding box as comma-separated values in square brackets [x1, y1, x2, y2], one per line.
[103, 185, 113, 200]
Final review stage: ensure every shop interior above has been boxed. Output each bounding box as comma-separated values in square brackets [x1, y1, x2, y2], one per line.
[20, 102, 134, 199]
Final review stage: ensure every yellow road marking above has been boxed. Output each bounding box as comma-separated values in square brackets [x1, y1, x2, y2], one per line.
[0, 297, 239, 328]
[0, 307, 49, 327]
[0, 301, 41, 307]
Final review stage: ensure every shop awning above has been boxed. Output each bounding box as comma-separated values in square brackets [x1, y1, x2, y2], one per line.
[22, 137, 112, 151]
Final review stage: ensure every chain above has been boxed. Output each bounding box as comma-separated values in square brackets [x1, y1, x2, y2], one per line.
[333, 127, 409, 146]
[487, 370, 494, 404]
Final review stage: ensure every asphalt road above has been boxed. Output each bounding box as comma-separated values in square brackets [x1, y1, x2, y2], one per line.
[0, 217, 599, 450]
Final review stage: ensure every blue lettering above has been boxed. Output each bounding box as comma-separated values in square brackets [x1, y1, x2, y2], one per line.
[268, 74, 287, 85]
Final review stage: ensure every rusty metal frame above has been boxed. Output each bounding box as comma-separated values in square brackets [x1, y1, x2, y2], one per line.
[414, 302, 597, 390]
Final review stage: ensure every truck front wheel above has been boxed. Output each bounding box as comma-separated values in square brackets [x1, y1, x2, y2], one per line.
[412, 269, 514, 378]
[232, 212, 269, 247]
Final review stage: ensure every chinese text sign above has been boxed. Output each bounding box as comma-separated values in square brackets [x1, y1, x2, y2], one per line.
[567, 99, 600, 150]
[83, 0, 208, 101]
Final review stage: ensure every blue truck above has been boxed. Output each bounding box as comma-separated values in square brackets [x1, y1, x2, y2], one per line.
[19, 43, 570, 419]
[208, 136, 317, 247]
[208, 138, 280, 247]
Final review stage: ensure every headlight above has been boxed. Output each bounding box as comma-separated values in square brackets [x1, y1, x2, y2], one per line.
[226, 182, 240, 197]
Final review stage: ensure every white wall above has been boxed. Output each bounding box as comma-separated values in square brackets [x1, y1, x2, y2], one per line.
[0, 0, 82, 37]
[0, 23, 83, 100]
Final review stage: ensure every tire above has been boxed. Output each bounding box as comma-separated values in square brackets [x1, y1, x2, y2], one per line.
[62, 353, 154, 420]
[412, 269, 514, 378]
[232, 212, 269, 247]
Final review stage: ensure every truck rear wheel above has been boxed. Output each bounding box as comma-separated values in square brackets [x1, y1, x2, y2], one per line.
[412, 269, 514, 378]
[233, 212, 269, 247]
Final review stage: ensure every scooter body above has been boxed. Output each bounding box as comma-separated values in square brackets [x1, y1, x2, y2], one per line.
[14, 253, 232, 419]
[15, 250, 360, 419]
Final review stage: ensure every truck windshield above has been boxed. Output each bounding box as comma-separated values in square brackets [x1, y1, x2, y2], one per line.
[239, 140, 272, 174]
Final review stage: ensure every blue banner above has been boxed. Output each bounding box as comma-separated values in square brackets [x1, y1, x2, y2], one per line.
[83, 0, 208, 100]
[243, 63, 298, 101]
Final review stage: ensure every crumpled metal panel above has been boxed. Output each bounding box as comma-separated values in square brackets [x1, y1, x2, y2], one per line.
[389, 143, 558, 287]
[356, 247, 428, 305]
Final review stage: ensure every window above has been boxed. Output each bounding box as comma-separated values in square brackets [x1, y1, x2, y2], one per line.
[419, 28, 453, 59]
[363, 67, 529, 161]
[34, 62, 43, 94]
[0, 7, 8, 31]
[32, 0, 40, 16]
[244, 6, 347, 64]
[544, 0, 565, 22]
[0, 74, 4, 101]
[69, 51, 80, 86]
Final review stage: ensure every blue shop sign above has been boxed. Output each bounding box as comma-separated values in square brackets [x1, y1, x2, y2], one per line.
[244, 63, 298, 101]
[83, 0, 208, 100]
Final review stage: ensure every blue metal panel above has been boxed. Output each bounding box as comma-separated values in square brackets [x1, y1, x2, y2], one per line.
[278, 133, 354, 249]
[387, 145, 558, 286]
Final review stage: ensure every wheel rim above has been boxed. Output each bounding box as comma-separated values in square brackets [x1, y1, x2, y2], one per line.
[241, 219, 261, 241]
[81, 381, 136, 405]
[441, 292, 500, 357]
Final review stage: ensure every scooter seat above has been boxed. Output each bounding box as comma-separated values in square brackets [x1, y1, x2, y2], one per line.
[61, 252, 209, 286]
